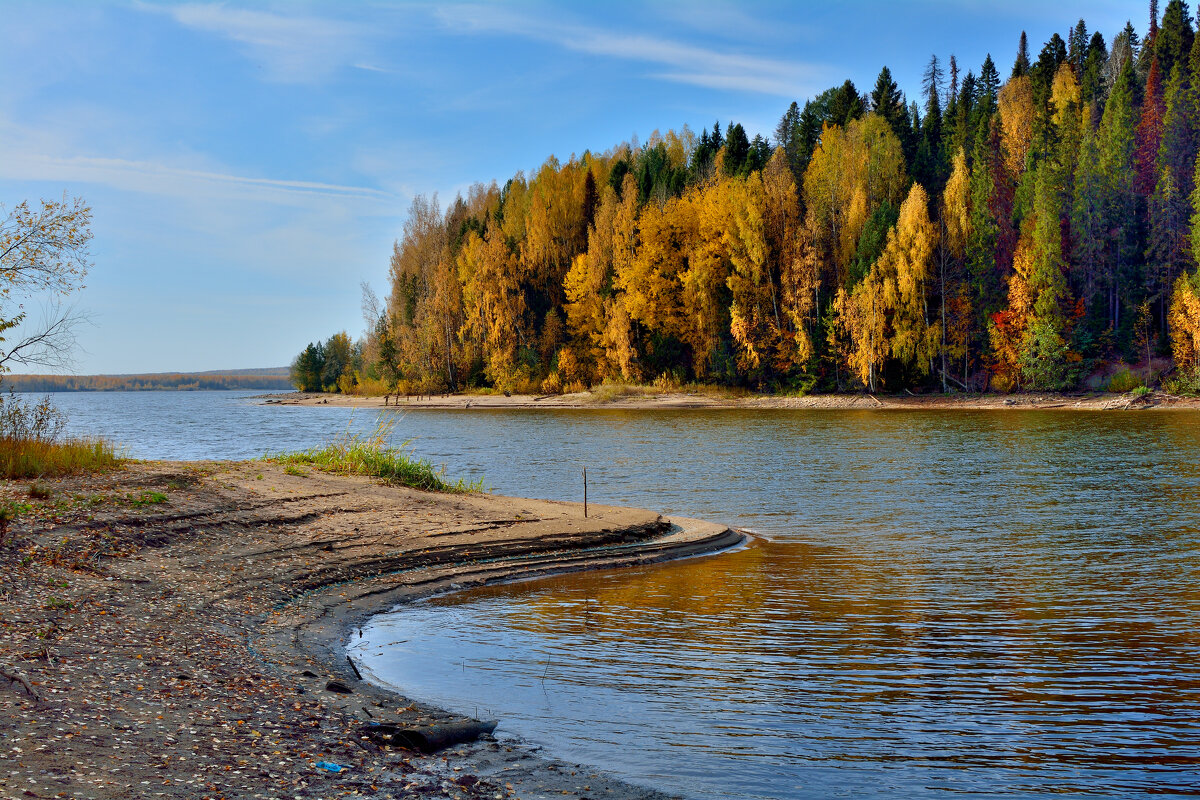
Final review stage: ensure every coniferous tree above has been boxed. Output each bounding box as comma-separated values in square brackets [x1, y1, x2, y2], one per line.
[1081, 31, 1110, 107]
[774, 101, 805, 184]
[1136, 57, 1167, 197]
[1014, 31, 1031, 77]
[870, 66, 906, 140]
[978, 55, 1001, 115]
[724, 123, 751, 176]
[1099, 54, 1140, 332]
[1019, 165, 1073, 388]
[1069, 20, 1090, 73]
[1157, 0, 1195, 77]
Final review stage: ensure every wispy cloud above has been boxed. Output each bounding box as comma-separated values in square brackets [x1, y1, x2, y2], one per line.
[0, 152, 396, 209]
[139, 2, 374, 83]
[436, 4, 822, 97]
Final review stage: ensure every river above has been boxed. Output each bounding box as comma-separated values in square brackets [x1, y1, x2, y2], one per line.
[40, 391, 1200, 799]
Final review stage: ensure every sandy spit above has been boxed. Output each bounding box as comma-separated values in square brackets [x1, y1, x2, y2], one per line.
[0, 461, 741, 799]
[265, 388, 1200, 411]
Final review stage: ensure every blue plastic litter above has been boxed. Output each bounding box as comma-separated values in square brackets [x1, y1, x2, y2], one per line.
[315, 761, 350, 773]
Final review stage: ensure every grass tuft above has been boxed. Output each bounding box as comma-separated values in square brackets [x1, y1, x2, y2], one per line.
[0, 437, 121, 479]
[266, 418, 482, 493]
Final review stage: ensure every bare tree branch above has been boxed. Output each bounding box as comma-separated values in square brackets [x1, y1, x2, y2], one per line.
[0, 195, 93, 374]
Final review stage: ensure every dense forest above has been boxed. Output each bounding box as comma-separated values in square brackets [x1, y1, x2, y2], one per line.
[295, 2, 1200, 396]
[4, 370, 291, 392]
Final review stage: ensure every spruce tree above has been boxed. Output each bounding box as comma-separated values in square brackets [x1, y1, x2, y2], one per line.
[1013, 31, 1031, 77]
[1020, 164, 1072, 389]
[1157, 0, 1195, 77]
[870, 66, 907, 146]
[1099, 55, 1140, 331]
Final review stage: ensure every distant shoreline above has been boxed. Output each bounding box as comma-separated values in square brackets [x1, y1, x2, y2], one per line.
[265, 388, 1200, 411]
[2, 370, 291, 392]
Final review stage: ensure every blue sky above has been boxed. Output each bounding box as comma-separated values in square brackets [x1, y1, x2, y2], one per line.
[1, 0, 1142, 374]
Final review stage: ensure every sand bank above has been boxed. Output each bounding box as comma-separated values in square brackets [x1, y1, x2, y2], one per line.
[266, 388, 1200, 411]
[0, 461, 740, 799]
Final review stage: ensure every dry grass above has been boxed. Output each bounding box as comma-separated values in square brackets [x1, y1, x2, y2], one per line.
[0, 436, 121, 479]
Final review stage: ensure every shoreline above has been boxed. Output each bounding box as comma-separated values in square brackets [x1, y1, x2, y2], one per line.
[264, 388, 1200, 411]
[0, 461, 741, 799]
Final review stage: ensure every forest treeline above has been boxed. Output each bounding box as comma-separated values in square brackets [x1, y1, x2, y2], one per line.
[3, 371, 292, 392]
[297, 2, 1200, 396]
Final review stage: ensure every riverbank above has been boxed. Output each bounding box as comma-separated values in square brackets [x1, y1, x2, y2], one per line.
[266, 388, 1200, 411]
[0, 461, 740, 799]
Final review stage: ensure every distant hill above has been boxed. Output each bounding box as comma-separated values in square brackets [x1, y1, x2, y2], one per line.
[1, 369, 294, 392]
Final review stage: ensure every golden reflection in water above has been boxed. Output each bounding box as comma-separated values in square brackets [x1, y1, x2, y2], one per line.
[357, 410, 1200, 800]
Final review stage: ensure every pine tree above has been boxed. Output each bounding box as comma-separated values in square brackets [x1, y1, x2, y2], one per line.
[871, 66, 906, 138]
[1157, 0, 1195, 77]
[1013, 31, 1031, 77]
[1081, 31, 1109, 105]
[1098, 55, 1140, 331]
[1072, 125, 1107, 323]
[1069, 20, 1089, 73]
[978, 55, 1001, 114]
[1159, 64, 1197, 202]
[774, 101, 804, 184]
[1019, 165, 1073, 388]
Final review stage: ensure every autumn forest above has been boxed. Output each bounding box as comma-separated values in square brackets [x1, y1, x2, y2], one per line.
[292, 3, 1200, 396]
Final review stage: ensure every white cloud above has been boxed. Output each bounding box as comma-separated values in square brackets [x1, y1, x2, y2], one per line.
[1, 151, 396, 211]
[140, 2, 374, 83]
[436, 4, 822, 97]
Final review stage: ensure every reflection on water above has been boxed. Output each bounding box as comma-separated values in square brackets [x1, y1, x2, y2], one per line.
[353, 410, 1200, 800]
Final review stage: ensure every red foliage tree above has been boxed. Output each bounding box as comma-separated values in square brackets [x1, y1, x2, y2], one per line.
[1135, 57, 1166, 197]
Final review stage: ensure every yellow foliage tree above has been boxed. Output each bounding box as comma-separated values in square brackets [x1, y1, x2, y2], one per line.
[780, 222, 821, 368]
[879, 183, 940, 374]
[940, 148, 973, 386]
[988, 226, 1037, 391]
[1168, 271, 1200, 373]
[834, 272, 887, 391]
[458, 226, 527, 390]
[803, 114, 907, 287]
[617, 194, 694, 345]
[564, 174, 640, 382]
[722, 174, 775, 375]
[998, 75, 1034, 178]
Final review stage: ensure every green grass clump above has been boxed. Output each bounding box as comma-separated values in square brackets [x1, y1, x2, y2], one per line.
[1106, 367, 1145, 393]
[130, 491, 168, 507]
[267, 419, 481, 493]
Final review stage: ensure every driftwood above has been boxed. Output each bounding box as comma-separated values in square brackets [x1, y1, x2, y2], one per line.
[939, 368, 969, 391]
[1, 665, 39, 701]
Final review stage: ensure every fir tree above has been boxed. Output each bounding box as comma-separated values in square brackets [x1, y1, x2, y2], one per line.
[1156, 0, 1195, 77]
[1020, 165, 1073, 389]
[1013, 31, 1031, 77]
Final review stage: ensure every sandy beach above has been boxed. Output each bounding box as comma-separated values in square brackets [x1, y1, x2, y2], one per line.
[266, 388, 1200, 412]
[0, 461, 740, 799]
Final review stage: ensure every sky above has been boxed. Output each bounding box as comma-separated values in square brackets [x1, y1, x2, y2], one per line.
[0, 0, 1144, 374]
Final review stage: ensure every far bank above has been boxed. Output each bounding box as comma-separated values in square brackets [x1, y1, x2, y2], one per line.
[265, 388, 1200, 411]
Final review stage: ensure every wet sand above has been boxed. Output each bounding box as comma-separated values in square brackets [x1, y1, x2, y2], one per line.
[0, 461, 740, 799]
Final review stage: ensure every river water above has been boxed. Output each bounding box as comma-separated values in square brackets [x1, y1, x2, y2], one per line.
[38, 391, 1200, 799]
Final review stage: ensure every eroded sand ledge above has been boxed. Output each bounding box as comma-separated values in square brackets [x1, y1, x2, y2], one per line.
[0, 461, 741, 799]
